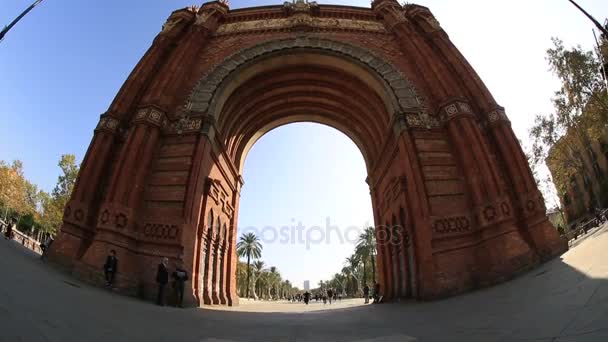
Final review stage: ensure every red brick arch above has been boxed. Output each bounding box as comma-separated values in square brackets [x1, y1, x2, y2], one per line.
[48, 0, 567, 307]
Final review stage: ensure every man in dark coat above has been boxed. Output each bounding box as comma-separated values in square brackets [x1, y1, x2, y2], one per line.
[103, 250, 118, 287]
[363, 284, 370, 304]
[172, 261, 189, 308]
[156, 257, 169, 306]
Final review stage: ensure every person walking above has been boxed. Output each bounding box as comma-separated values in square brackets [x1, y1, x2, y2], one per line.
[327, 288, 334, 304]
[103, 250, 118, 288]
[156, 257, 169, 306]
[40, 236, 54, 261]
[373, 282, 381, 303]
[4, 217, 15, 240]
[363, 284, 370, 304]
[172, 261, 189, 308]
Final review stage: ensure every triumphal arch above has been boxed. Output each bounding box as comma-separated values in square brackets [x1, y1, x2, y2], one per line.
[48, 0, 567, 306]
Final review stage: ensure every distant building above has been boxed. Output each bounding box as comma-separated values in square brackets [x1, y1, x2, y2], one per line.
[303, 280, 310, 291]
[546, 130, 608, 225]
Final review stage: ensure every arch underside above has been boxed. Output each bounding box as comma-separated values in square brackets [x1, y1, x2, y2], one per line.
[214, 53, 393, 172]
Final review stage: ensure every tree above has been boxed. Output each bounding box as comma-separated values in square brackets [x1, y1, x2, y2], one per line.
[236, 232, 262, 299]
[529, 38, 608, 209]
[252, 260, 266, 300]
[52, 154, 79, 211]
[344, 254, 361, 295]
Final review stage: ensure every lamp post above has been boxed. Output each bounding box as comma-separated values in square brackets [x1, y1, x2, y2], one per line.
[567, 0, 608, 38]
[0, 0, 45, 43]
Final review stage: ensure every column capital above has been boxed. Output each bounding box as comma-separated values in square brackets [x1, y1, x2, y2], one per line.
[95, 113, 120, 134]
[438, 99, 475, 123]
[486, 106, 511, 126]
[133, 106, 168, 128]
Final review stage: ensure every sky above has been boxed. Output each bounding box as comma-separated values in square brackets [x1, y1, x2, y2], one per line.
[1, 0, 607, 289]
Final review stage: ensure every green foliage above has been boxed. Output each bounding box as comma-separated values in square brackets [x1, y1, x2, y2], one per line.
[18, 213, 35, 231]
[529, 38, 608, 209]
[0, 154, 79, 238]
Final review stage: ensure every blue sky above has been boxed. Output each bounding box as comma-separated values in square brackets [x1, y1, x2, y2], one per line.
[1, 0, 607, 288]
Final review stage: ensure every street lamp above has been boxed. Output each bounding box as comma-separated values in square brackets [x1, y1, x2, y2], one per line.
[0, 0, 45, 43]
[567, 0, 608, 38]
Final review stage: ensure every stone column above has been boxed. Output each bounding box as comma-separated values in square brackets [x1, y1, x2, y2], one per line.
[211, 219, 222, 304]
[392, 112, 436, 299]
[140, 2, 229, 110]
[50, 114, 120, 265]
[225, 177, 243, 306]
[202, 214, 215, 305]
[486, 108, 567, 259]
[76, 106, 166, 292]
[439, 101, 537, 282]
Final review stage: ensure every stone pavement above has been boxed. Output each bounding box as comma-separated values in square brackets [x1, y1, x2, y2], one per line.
[1, 225, 607, 342]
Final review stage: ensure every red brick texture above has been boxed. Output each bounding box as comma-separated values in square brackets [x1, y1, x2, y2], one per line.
[47, 0, 567, 306]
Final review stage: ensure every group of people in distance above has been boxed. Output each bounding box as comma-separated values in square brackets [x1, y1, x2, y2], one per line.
[102, 250, 189, 308]
[289, 282, 382, 305]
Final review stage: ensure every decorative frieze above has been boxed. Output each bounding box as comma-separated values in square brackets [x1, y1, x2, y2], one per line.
[215, 17, 387, 35]
[475, 196, 513, 228]
[97, 204, 134, 232]
[432, 215, 472, 235]
[143, 222, 180, 241]
[63, 200, 90, 229]
[517, 191, 546, 219]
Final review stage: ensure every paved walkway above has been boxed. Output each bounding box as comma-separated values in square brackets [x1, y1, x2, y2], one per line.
[1, 225, 607, 341]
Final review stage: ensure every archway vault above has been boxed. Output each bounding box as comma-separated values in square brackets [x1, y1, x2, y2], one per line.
[48, 0, 567, 308]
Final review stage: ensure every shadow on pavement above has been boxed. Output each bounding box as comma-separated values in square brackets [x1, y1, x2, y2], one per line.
[0, 227, 607, 342]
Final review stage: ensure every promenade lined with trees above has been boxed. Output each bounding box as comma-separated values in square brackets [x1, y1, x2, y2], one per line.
[0, 154, 78, 242]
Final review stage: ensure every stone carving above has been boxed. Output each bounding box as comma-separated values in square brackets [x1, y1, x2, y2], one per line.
[476, 197, 513, 227]
[215, 17, 386, 35]
[433, 216, 471, 234]
[188, 38, 426, 119]
[440, 100, 474, 122]
[283, 0, 318, 11]
[143, 223, 180, 240]
[134, 107, 167, 128]
[96, 116, 120, 133]
[487, 107, 510, 124]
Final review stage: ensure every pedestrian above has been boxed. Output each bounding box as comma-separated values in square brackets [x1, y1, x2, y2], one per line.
[103, 250, 118, 287]
[4, 218, 14, 240]
[363, 284, 370, 304]
[327, 288, 334, 304]
[373, 282, 381, 303]
[40, 236, 54, 260]
[303, 291, 311, 305]
[172, 261, 189, 308]
[156, 257, 169, 306]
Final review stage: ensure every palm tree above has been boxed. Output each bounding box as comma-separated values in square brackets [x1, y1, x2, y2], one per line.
[344, 254, 361, 295]
[355, 244, 368, 287]
[357, 227, 376, 284]
[252, 260, 266, 299]
[236, 233, 262, 298]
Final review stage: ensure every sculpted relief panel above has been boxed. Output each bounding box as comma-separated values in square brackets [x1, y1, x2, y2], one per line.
[216, 17, 387, 35]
